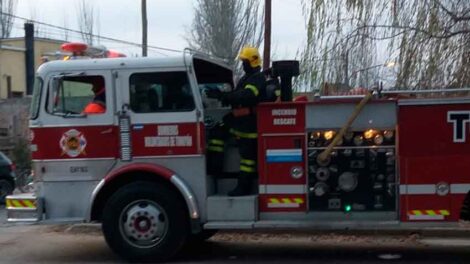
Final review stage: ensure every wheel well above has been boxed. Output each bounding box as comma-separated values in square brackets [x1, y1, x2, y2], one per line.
[460, 191, 470, 221]
[91, 171, 189, 222]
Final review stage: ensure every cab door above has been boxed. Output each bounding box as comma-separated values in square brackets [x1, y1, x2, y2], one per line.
[116, 67, 204, 162]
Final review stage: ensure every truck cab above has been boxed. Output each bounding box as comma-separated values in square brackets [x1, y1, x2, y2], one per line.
[7, 52, 470, 262]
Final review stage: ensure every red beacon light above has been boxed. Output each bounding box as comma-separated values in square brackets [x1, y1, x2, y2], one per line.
[106, 49, 126, 58]
[61, 42, 88, 57]
[60, 42, 126, 60]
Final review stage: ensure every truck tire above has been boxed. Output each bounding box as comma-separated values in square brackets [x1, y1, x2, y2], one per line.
[102, 181, 188, 262]
[0, 179, 14, 204]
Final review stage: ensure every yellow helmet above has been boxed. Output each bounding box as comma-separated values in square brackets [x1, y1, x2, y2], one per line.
[238, 46, 261, 68]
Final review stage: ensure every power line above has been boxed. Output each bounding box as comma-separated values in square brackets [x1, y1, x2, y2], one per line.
[0, 11, 182, 54]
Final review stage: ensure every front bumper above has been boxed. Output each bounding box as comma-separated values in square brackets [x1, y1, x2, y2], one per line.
[6, 194, 42, 222]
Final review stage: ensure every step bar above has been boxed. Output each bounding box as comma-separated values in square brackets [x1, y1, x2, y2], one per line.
[6, 194, 42, 222]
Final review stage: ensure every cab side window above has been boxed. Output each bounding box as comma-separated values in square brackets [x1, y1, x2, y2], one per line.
[48, 75, 106, 115]
[129, 72, 195, 113]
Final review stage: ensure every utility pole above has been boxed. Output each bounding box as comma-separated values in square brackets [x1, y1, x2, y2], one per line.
[141, 0, 148, 57]
[25, 22, 35, 96]
[263, 0, 272, 70]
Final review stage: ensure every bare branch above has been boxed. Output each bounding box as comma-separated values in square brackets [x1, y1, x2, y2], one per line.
[187, 0, 264, 76]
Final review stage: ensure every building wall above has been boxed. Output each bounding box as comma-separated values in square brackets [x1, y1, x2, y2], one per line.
[0, 38, 64, 99]
[0, 98, 31, 155]
[0, 48, 26, 99]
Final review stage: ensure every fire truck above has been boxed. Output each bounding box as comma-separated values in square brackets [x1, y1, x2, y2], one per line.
[5, 44, 470, 261]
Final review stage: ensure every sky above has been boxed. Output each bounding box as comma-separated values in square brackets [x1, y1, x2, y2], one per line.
[11, 0, 306, 60]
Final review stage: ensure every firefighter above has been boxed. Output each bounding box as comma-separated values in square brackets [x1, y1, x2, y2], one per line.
[207, 46, 266, 196]
[83, 77, 106, 114]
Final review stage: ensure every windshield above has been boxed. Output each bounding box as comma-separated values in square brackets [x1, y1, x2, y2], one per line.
[30, 77, 43, 120]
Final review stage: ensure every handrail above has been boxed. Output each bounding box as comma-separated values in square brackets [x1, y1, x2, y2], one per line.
[382, 88, 470, 94]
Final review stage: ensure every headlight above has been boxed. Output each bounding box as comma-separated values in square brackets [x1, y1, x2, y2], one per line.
[373, 134, 384, 145]
[353, 135, 364, 146]
[324, 130, 335, 141]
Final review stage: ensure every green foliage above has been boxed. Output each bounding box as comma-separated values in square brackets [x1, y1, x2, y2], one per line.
[300, 0, 470, 91]
[12, 138, 31, 171]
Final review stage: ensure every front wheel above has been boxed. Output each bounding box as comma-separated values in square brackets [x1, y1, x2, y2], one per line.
[102, 181, 189, 262]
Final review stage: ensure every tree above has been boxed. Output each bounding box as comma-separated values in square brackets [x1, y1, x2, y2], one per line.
[76, 0, 95, 45]
[300, 0, 470, 91]
[188, 0, 264, 76]
[0, 0, 17, 39]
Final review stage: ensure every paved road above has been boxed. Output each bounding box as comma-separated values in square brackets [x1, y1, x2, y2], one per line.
[1, 206, 470, 263]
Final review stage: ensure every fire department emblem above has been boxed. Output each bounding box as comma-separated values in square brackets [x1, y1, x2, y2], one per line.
[60, 129, 87, 157]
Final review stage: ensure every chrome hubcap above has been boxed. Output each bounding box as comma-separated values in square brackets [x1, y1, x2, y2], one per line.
[119, 200, 168, 248]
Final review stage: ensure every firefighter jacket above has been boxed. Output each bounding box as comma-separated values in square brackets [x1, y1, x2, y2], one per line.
[222, 67, 266, 138]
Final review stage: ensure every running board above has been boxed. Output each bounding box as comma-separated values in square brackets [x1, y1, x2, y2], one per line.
[204, 220, 466, 231]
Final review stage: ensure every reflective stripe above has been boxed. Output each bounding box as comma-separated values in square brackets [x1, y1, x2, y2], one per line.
[241, 159, 256, 166]
[400, 184, 470, 195]
[400, 184, 436, 195]
[409, 214, 444, 220]
[12, 200, 22, 208]
[426, 210, 436, 216]
[245, 84, 259, 96]
[209, 139, 225, 146]
[450, 184, 470, 194]
[407, 209, 450, 220]
[7, 199, 37, 209]
[207, 146, 224, 153]
[270, 198, 280, 204]
[440, 210, 450, 216]
[230, 129, 258, 139]
[412, 210, 422, 216]
[259, 184, 306, 194]
[240, 165, 256, 173]
[267, 197, 304, 208]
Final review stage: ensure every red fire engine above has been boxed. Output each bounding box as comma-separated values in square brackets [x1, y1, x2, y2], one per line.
[5, 45, 470, 261]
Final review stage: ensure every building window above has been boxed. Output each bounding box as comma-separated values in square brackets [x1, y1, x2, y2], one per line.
[129, 72, 195, 113]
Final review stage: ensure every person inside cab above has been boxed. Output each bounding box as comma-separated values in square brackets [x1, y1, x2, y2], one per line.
[207, 46, 267, 196]
[83, 77, 106, 114]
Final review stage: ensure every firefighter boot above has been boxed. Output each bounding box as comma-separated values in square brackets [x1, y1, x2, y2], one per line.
[228, 176, 251, 196]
